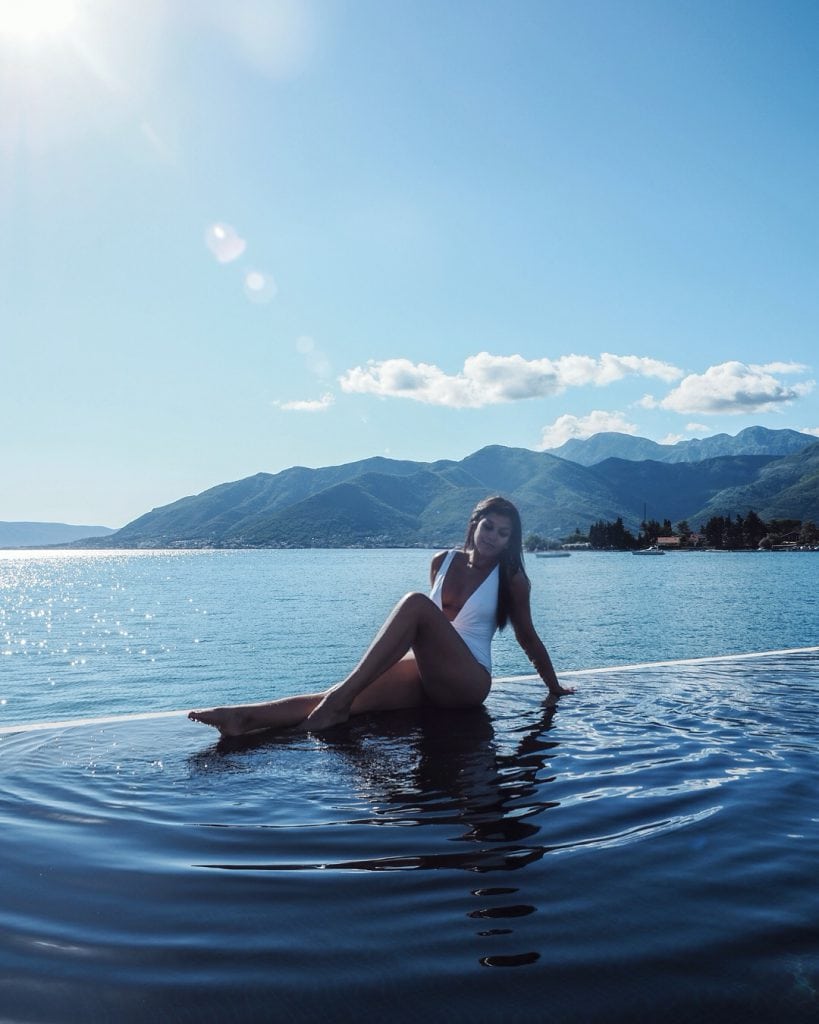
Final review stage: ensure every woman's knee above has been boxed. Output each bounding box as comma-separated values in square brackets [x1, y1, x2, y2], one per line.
[396, 591, 436, 616]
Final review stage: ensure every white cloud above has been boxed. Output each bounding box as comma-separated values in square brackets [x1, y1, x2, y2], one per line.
[340, 357, 475, 406]
[758, 361, 809, 374]
[659, 361, 814, 415]
[538, 411, 638, 449]
[339, 352, 682, 409]
[801, 426, 819, 438]
[561, 353, 682, 386]
[661, 423, 710, 444]
[274, 393, 334, 412]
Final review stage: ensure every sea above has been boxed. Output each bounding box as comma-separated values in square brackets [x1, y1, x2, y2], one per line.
[0, 548, 817, 1023]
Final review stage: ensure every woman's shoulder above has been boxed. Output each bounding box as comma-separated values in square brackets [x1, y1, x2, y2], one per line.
[430, 547, 462, 578]
[430, 549, 449, 576]
[508, 566, 532, 596]
[432, 547, 462, 562]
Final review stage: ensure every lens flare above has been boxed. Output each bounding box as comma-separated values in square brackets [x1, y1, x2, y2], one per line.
[243, 269, 277, 303]
[0, 0, 78, 42]
[204, 223, 246, 264]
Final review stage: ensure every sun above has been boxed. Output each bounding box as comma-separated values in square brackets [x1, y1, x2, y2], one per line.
[0, 0, 79, 43]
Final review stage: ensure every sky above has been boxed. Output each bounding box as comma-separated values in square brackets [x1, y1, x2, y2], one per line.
[2, 0, 818, 528]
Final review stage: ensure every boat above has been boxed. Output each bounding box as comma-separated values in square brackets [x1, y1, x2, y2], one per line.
[536, 551, 571, 558]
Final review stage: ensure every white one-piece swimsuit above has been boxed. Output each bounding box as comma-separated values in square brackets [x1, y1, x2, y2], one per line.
[429, 550, 499, 673]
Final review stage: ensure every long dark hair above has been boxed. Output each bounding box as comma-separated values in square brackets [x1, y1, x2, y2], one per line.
[463, 495, 528, 630]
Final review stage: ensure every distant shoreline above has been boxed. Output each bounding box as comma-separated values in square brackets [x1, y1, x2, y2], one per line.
[4, 543, 818, 554]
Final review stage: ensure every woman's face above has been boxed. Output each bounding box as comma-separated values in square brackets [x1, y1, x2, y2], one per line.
[472, 512, 513, 559]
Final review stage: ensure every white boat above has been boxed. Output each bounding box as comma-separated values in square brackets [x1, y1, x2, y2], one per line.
[536, 551, 571, 558]
[632, 546, 665, 556]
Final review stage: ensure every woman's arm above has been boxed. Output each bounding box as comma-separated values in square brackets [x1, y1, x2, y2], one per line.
[508, 572, 575, 696]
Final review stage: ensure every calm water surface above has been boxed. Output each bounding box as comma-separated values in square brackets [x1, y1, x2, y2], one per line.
[0, 550, 817, 1022]
[0, 548, 816, 723]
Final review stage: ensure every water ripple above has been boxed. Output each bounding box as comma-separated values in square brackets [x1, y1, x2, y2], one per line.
[1, 652, 818, 1021]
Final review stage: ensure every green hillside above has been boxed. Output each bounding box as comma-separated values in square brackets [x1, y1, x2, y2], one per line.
[689, 442, 819, 524]
[81, 439, 819, 549]
[592, 455, 778, 524]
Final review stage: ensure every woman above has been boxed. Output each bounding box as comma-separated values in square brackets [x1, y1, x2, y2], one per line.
[189, 495, 574, 737]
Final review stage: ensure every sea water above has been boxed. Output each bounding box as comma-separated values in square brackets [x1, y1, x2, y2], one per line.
[1, 547, 816, 724]
[0, 549, 817, 1023]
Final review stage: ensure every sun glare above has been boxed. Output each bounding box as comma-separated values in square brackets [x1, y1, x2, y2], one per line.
[0, 0, 78, 43]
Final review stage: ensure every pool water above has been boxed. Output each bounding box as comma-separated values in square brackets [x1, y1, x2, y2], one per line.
[2, 649, 818, 1023]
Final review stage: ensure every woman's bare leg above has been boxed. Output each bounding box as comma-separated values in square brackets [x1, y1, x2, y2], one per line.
[189, 592, 488, 737]
[188, 692, 326, 737]
[303, 592, 490, 731]
[187, 657, 426, 738]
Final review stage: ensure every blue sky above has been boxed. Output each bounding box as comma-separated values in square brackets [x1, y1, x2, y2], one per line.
[2, 0, 817, 527]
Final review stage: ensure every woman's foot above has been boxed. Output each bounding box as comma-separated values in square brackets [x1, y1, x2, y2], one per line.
[188, 707, 256, 737]
[300, 692, 351, 732]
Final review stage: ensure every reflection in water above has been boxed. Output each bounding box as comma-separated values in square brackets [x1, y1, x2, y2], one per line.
[201, 697, 565, 967]
[2, 655, 818, 1019]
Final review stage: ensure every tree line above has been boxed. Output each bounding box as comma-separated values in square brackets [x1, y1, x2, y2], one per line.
[525, 511, 819, 552]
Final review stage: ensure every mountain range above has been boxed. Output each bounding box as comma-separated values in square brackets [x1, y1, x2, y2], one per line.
[544, 425, 815, 466]
[69, 426, 818, 549]
[0, 522, 116, 549]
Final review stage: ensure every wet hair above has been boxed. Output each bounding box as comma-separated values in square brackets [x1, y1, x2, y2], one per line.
[463, 495, 529, 630]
